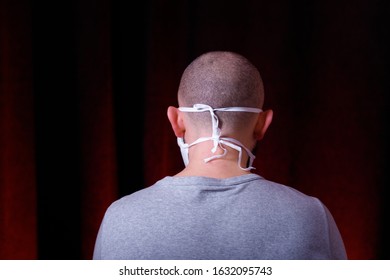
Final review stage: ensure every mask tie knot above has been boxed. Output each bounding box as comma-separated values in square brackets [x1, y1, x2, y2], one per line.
[177, 103, 263, 170]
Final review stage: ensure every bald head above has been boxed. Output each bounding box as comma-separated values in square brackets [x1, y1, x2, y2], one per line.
[178, 51, 264, 133]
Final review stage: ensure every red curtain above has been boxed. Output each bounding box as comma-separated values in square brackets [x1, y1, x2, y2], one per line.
[0, 0, 388, 259]
[0, 0, 37, 259]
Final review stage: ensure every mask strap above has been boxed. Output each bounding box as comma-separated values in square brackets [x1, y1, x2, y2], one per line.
[178, 104, 262, 154]
[219, 137, 256, 171]
[179, 104, 220, 153]
[178, 103, 262, 170]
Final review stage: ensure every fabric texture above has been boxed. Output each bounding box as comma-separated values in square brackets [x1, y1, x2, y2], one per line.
[93, 174, 347, 260]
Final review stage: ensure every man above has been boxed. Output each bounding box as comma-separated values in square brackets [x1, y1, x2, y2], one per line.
[93, 51, 347, 259]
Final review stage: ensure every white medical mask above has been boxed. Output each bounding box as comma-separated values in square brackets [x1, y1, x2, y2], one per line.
[177, 103, 262, 171]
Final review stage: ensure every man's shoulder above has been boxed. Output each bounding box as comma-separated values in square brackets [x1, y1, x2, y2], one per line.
[104, 177, 172, 213]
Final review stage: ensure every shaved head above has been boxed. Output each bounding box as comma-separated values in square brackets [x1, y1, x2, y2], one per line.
[178, 51, 264, 133]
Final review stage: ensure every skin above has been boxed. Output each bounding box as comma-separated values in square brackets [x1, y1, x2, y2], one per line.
[167, 51, 274, 178]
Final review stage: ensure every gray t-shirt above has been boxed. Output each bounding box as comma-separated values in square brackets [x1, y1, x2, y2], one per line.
[93, 174, 347, 259]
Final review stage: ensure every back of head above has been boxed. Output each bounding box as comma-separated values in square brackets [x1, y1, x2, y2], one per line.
[178, 51, 264, 133]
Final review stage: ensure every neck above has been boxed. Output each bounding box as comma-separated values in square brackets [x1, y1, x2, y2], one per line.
[175, 163, 252, 179]
[175, 143, 254, 178]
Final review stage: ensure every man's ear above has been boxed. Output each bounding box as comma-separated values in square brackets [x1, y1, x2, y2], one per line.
[167, 106, 185, 137]
[254, 109, 273, 140]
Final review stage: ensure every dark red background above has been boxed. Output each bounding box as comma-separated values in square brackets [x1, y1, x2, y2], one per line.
[1, 0, 389, 259]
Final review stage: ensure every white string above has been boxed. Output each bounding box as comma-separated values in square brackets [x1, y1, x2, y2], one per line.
[178, 104, 262, 170]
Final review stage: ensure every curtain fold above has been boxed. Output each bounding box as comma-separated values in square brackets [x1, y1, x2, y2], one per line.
[0, 0, 37, 259]
[76, 0, 118, 260]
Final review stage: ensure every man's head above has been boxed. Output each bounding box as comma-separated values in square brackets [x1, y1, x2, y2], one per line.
[168, 51, 273, 172]
[177, 51, 265, 135]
